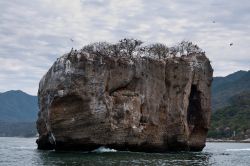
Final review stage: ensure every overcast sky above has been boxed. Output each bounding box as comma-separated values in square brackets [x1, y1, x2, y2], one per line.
[0, 0, 250, 95]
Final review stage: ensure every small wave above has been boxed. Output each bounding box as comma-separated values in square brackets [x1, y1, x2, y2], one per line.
[226, 148, 250, 152]
[16, 146, 36, 150]
[92, 146, 117, 153]
[7, 146, 36, 150]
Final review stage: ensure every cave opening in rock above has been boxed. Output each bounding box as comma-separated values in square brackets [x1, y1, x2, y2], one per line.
[187, 85, 206, 148]
[187, 85, 202, 127]
[187, 85, 208, 151]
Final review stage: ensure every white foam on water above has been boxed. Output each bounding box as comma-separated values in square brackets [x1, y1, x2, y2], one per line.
[226, 148, 250, 152]
[9, 146, 36, 150]
[92, 146, 117, 153]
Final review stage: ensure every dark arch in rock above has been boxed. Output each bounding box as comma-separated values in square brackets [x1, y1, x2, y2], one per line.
[187, 85, 207, 151]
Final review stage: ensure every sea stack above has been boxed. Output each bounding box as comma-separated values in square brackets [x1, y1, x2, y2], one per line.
[36, 39, 213, 152]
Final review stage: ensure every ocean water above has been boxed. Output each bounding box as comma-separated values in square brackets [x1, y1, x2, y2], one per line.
[0, 137, 250, 166]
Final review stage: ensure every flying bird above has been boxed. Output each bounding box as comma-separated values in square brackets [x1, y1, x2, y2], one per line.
[230, 43, 233, 46]
[212, 21, 216, 23]
[70, 38, 74, 42]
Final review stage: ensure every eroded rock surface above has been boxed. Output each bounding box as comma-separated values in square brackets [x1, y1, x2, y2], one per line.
[36, 48, 213, 152]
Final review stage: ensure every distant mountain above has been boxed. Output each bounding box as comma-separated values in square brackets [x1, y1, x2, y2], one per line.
[209, 70, 250, 139]
[212, 70, 250, 111]
[0, 90, 38, 122]
[0, 90, 38, 137]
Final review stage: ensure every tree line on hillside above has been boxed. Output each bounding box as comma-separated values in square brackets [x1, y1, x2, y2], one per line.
[208, 91, 250, 140]
[0, 121, 36, 137]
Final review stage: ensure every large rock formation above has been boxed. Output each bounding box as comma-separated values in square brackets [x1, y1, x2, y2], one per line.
[36, 40, 213, 152]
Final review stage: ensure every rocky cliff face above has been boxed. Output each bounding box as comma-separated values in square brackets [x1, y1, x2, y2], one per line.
[36, 42, 213, 152]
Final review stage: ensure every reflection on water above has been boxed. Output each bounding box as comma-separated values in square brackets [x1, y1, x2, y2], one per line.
[0, 137, 250, 166]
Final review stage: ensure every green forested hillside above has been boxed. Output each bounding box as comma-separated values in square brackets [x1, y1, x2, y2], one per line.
[208, 92, 250, 139]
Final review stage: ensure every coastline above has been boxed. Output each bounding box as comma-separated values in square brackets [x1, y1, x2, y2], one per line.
[206, 138, 250, 143]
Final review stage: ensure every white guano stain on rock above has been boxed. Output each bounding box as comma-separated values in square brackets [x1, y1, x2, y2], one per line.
[65, 60, 72, 73]
[58, 90, 64, 97]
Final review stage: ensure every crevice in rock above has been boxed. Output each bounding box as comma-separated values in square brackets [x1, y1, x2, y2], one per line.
[187, 85, 206, 149]
[139, 103, 148, 124]
[188, 86, 203, 125]
[109, 82, 130, 96]
[109, 76, 140, 96]
[187, 85, 202, 128]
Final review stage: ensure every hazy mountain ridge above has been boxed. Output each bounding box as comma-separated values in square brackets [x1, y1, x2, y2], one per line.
[0, 90, 38, 122]
[212, 70, 250, 111]
[0, 90, 38, 137]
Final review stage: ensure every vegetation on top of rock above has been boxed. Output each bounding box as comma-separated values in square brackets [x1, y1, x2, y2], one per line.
[79, 38, 205, 59]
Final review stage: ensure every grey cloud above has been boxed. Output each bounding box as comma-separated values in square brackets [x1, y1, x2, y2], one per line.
[80, 0, 110, 7]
